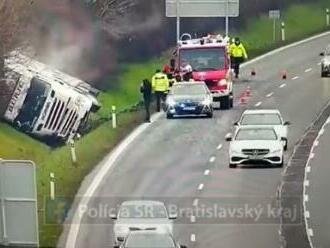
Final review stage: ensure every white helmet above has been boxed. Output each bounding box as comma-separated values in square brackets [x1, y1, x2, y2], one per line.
[182, 64, 193, 73]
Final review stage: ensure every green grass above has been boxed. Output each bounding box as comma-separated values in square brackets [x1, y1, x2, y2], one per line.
[97, 59, 165, 119]
[0, 1, 329, 247]
[0, 110, 146, 246]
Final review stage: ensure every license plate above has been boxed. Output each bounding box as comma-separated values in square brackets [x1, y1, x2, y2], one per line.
[183, 107, 196, 111]
[249, 155, 263, 160]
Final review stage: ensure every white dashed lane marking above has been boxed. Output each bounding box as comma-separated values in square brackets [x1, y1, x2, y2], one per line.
[217, 144, 223, 150]
[193, 198, 199, 206]
[191, 234, 196, 242]
[204, 170, 210, 176]
[279, 83, 286, 88]
[266, 92, 274, 97]
[190, 215, 196, 223]
[255, 101, 262, 107]
[209, 156, 216, 163]
[198, 184, 204, 191]
[305, 68, 312, 73]
[292, 76, 299, 80]
[304, 180, 310, 187]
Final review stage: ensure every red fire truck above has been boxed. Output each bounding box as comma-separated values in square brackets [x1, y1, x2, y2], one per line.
[173, 34, 233, 109]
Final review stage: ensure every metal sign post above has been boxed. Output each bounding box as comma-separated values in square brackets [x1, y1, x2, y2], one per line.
[326, 8, 330, 26]
[166, 0, 239, 38]
[176, 0, 180, 41]
[269, 10, 280, 42]
[281, 21, 286, 42]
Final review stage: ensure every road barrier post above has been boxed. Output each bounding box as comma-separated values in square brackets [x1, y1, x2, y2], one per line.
[69, 139, 77, 163]
[50, 172, 55, 200]
[326, 8, 330, 26]
[281, 22, 286, 42]
[112, 105, 117, 129]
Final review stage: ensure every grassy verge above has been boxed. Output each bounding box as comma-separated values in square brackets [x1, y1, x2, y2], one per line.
[0, 1, 329, 247]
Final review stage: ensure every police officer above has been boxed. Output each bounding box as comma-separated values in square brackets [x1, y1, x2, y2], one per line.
[152, 69, 170, 112]
[230, 37, 248, 79]
[140, 78, 152, 122]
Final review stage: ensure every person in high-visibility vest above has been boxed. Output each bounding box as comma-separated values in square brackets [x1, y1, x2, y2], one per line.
[152, 69, 170, 112]
[230, 37, 248, 79]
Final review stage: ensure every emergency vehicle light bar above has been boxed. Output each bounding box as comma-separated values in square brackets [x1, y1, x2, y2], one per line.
[178, 33, 229, 47]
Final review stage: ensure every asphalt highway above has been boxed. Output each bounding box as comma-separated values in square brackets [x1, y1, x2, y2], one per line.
[62, 33, 330, 248]
[305, 117, 330, 248]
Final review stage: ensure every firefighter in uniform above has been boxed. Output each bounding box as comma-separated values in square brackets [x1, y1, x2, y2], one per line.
[140, 79, 152, 122]
[152, 69, 170, 112]
[230, 37, 248, 79]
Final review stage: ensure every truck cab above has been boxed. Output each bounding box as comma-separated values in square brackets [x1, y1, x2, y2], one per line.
[173, 34, 233, 109]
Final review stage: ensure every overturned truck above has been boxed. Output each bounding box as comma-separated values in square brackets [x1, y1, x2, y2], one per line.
[0, 51, 100, 142]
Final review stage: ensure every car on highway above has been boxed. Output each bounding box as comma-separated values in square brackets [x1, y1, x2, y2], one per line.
[111, 201, 177, 245]
[165, 82, 213, 119]
[115, 230, 187, 248]
[320, 45, 330, 77]
[226, 126, 285, 168]
[234, 109, 290, 150]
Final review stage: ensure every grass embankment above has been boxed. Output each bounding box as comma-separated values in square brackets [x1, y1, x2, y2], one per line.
[0, 1, 329, 247]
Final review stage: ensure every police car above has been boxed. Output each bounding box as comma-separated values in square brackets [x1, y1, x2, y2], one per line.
[165, 82, 213, 119]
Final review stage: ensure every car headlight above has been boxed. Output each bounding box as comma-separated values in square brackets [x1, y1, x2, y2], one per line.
[218, 79, 227, 86]
[167, 98, 176, 106]
[270, 149, 282, 154]
[202, 97, 212, 105]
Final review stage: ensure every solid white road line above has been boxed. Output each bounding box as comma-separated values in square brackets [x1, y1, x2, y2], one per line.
[309, 153, 315, 159]
[209, 156, 216, 163]
[304, 195, 309, 202]
[65, 112, 163, 248]
[304, 180, 310, 187]
[305, 68, 312, 73]
[266, 92, 274, 97]
[308, 229, 314, 237]
[306, 166, 311, 173]
[190, 234, 196, 242]
[313, 140, 319, 147]
[204, 170, 210, 176]
[198, 184, 204, 191]
[279, 83, 286, 88]
[217, 144, 223, 150]
[319, 128, 325, 135]
[255, 101, 262, 107]
[305, 211, 310, 218]
[292, 76, 299, 80]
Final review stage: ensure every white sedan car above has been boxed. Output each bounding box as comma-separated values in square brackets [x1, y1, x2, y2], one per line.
[112, 201, 176, 245]
[234, 109, 290, 150]
[227, 126, 284, 168]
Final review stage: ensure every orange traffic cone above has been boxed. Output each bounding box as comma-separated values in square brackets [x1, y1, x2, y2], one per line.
[281, 70, 287, 80]
[239, 92, 247, 105]
[246, 86, 251, 97]
[251, 68, 256, 76]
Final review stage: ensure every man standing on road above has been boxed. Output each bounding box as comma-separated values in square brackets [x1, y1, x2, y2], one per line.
[230, 37, 248, 79]
[140, 79, 152, 122]
[152, 69, 170, 112]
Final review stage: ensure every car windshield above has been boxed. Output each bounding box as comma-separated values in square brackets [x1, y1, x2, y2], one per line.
[241, 113, 282, 125]
[126, 233, 175, 248]
[235, 129, 278, 141]
[118, 204, 168, 219]
[179, 47, 225, 72]
[171, 84, 207, 95]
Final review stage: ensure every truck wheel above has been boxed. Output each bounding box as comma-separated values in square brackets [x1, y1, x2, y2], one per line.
[230, 94, 234, 108]
[207, 111, 213, 118]
[220, 96, 230, 110]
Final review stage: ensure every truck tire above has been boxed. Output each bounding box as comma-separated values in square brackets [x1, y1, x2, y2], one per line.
[229, 93, 234, 108]
[167, 113, 174, 119]
[220, 96, 230, 110]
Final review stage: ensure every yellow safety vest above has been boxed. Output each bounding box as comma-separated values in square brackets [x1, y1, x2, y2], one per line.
[152, 73, 170, 92]
[230, 43, 248, 59]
